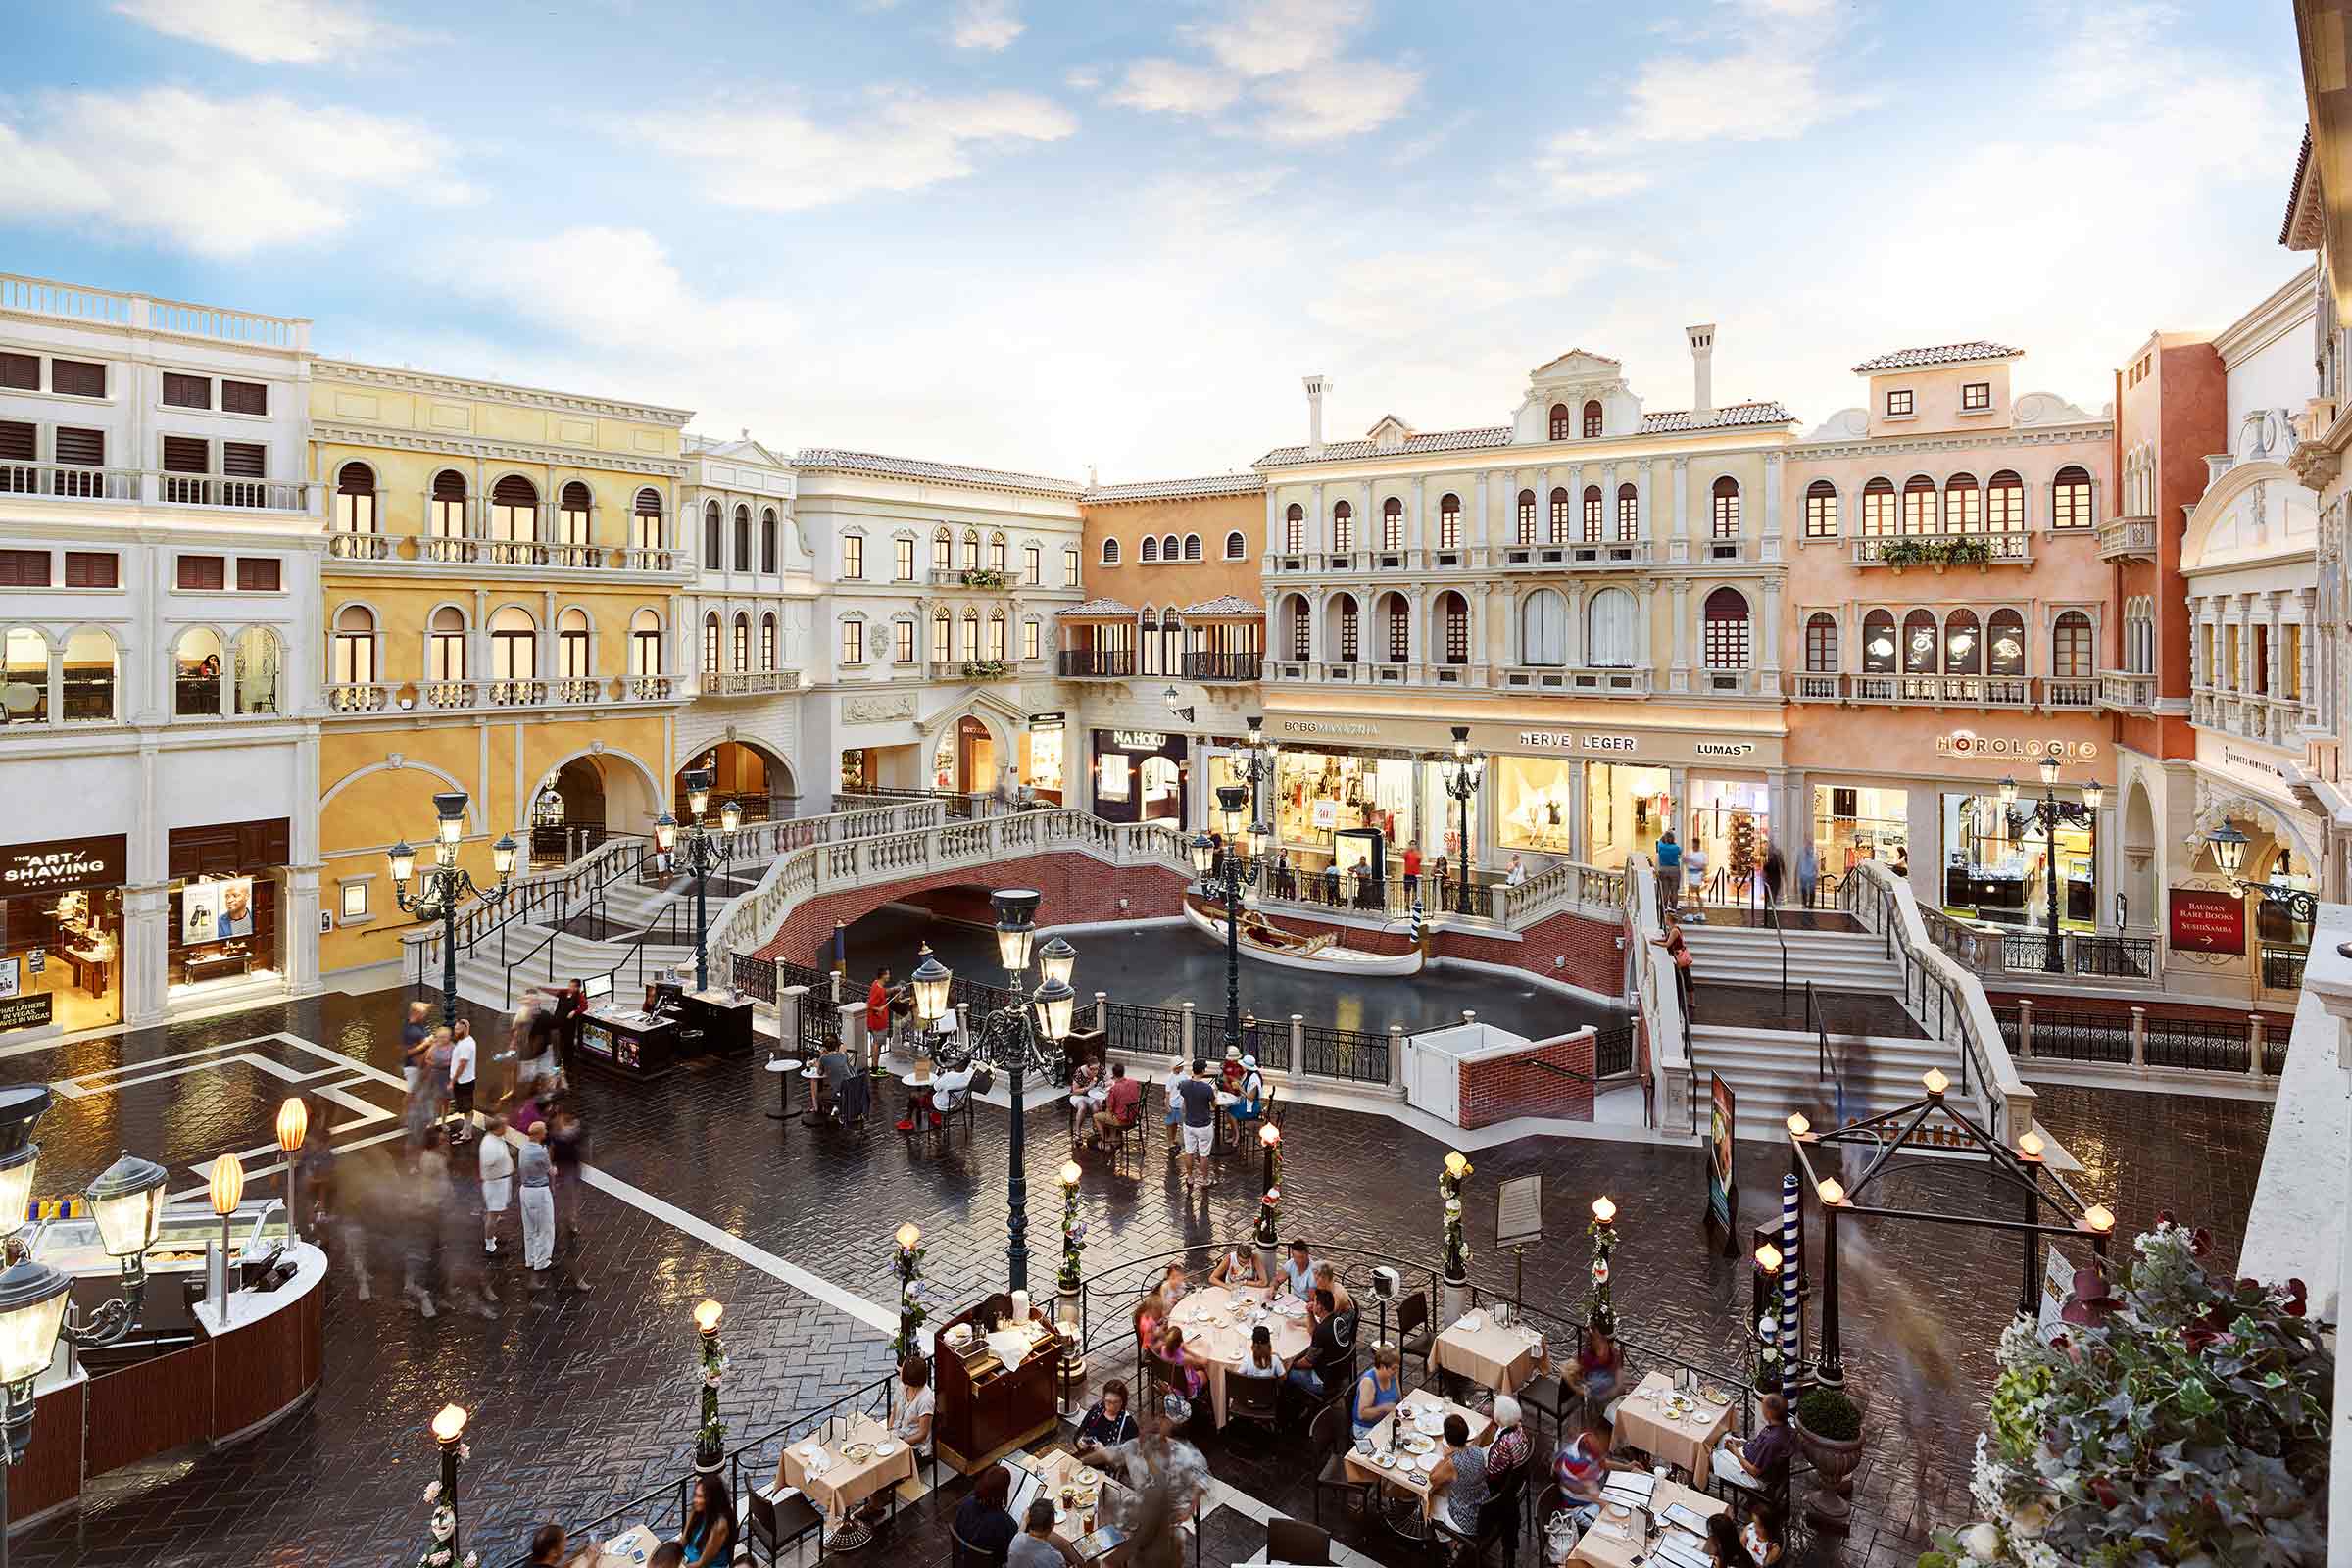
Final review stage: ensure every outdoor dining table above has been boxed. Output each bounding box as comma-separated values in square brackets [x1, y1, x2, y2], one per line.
[771, 1413, 917, 1549]
[1341, 1386, 1493, 1534]
[1165, 1284, 1309, 1428]
[1566, 1473, 1728, 1568]
[587, 1524, 659, 1566]
[1611, 1370, 1737, 1479]
[1430, 1306, 1547, 1394]
[1015, 1445, 1166, 1564]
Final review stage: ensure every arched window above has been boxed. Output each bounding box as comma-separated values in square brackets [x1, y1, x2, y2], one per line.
[1102, 537, 1120, 564]
[933, 529, 953, 574]
[962, 529, 981, 570]
[732, 505, 753, 570]
[731, 612, 751, 672]
[990, 532, 1007, 572]
[1522, 588, 1569, 665]
[1439, 493, 1461, 549]
[489, 606, 536, 680]
[630, 609, 662, 675]
[559, 608, 591, 678]
[0, 630, 47, 725]
[1900, 475, 1936, 534]
[430, 470, 467, 539]
[1141, 535, 1159, 564]
[332, 606, 374, 685]
[490, 476, 538, 542]
[61, 627, 114, 720]
[1862, 609, 1897, 673]
[701, 612, 720, 673]
[1943, 472, 1981, 534]
[1285, 594, 1311, 661]
[1944, 609, 1982, 674]
[1588, 587, 1637, 667]
[232, 627, 280, 715]
[1582, 399, 1603, 438]
[1332, 501, 1354, 553]
[1284, 503, 1304, 553]
[1709, 477, 1740, 538]
[1548, 403, 1571, 441]
[1616, 483, 1639, 541]
[1334, 595, 1360, 662]
[1381, 497, 1403, 550]
[2052, 610, 2094, 676]
[1436, 590, 1469, 664]
[1702, 587, 1749, 668]
[1582, 484, 1603, 543]
[933, 610, 951, 659]
[959, 612, 980, 662]
[1383, 592, 1409, 663]
[1985, 470, 2025, 533]
[1803, 480, 1838, 539]
[334, 462, 377, 533]
[1224, 530, 1247, 561]
[988, 611, 1007, 662]
[429, 605, 466, 680]
[632, 487, 663, 552]
[761, 612, 777, 670]
[1901, 609, 1937, 674]
[1160, 533, 1179, 563]
[1548, 487, 1570, 544]
[2052, 465, 2094, 528]
[1183, 533, 1202, 563]
[703, 501, 723, 569]
[558, 481, 593, 546]
[1517, 489, 1538, 545]
[760, 508, 778, 571]
[1861, 477, 1897, 536]
[173, 627, 220, 716]
[1804, 612, 1838, 672]
[1988, 609, 2026, 676]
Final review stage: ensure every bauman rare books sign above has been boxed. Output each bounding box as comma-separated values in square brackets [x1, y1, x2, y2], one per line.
[2167, 888, 2245, 955]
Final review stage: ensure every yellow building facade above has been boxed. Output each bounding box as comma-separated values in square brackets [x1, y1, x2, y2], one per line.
[310, 361, 692, 978]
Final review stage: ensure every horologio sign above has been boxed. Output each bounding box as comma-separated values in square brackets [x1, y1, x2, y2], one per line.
[0, 834, 126, 897]
[1935, 731, 2099, 761]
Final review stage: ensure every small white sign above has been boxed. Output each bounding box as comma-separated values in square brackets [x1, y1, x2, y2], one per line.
[2037, 1245, 2074, 1343]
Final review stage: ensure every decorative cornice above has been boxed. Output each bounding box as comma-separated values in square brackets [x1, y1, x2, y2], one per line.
[312, 423, 691, 479]
[318, 361, 694, 426]
[1788, 421, 2112, 462]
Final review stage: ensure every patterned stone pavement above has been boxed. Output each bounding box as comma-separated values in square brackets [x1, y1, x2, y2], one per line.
[0, 983, 2275, 1567]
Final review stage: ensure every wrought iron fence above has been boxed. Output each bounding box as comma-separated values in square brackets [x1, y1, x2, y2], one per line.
[2142, 1016, 2254, 1074]
[1592, 1022, 1637, 1079]
[1103, 999, 1186, 1058]
[1238, 1012, 1291, 1073]
[2263, 944, 2310, 991]
[2076, 935, 2155, 979]
[799, 998, 841, 1056]
[727, 953, 829, 1004]
[1998, 1007, 2131, 1064]
[1298, 1020, 1389, 1084]
[1998, 1005, 2260, 1073]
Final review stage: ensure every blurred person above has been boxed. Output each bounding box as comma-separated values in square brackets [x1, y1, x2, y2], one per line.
[400, 1136, 449, 1319]
[400, 1001, 432, 1095]
[447, 1018, 478, 1142]
[477, 1114, 514, 1255]
[518, 1121, 556, 1286]
[547, 1105, 591, 1293]
[525, 1524, 567, 1566]
[673, 1474, 732, 1568]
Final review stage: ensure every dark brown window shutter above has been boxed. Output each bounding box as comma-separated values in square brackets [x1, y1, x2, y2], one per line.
[220, 379, 268, 415]
[53, 427, 104, 466]
[236, 557, 281, 591]
[432, 469, 467, 502]
[63, 551, 117, 588]
[0, 550, 50, 587]
[337, 462, 372, 494]
[162, 436, 209, 473]
[0, 354, 35, 392]
[492, 474, 538, 508]
[561, 480, 592, 510]
[634, 487, 662, 517]
[0, 421, 32, 462]
[177, 555, 225, 591]
[220, 442, 266, 477]
[162, 372, 212, 409]
[50, 360, 105, 398]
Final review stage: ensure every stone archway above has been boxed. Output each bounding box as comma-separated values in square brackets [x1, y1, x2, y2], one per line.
[529, 746, 663, 864]
[2123, 778, 2156, 931]
[932, 715, 1003, 796]
[678, 739, 799, 821]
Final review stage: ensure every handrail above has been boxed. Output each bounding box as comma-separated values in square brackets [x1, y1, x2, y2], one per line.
[1621, 856, 1690, 1135]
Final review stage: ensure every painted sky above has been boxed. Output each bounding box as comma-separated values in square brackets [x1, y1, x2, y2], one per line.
[0, 0, 2311, 480]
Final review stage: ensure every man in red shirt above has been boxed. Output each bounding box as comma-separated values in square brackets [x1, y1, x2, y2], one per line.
[865, 967, 896, 1060]
[1088, 1062, 1143, 1149]
[1401, 841, 1423, 903]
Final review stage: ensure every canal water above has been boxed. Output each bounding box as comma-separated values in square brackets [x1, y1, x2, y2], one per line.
[838, 904, 1625, 1039]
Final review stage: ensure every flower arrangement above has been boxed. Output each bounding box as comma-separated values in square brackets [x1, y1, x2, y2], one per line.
[1752, 1309, 1781, 1394]
[1583, 1203, 1617, 1335]
[415, 1479, 478, 1568]
[960, 660, 1013, 678]
[695, 1321, 731, 1464]
[1438, 1152, 1472, 1283]
[891, 1230, 928, 1362]
[1924, 1215, 2329, 1568]
[958, 568, 1012, 590]
[1057, 1180, 1087, 1295]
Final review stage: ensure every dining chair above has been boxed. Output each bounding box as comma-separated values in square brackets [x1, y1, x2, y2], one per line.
[1428, 1458, 1526, 1565]
[1396, 1290, 1436, 1380]
[1264, 1515, 1334, 1566]
[744, 1482, 825, 1566]
[1224, 1369, 1282, 1443]
[1306, 1400, 1371, 1530]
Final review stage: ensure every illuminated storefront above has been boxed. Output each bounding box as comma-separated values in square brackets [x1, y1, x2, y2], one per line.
[1091, 728, 1186, 825]
[0, 834, 127, 1035]
[1020, 712, 1066, 805]
[1939, 789, 2094, 931]
[1813, 785, 1910, 877]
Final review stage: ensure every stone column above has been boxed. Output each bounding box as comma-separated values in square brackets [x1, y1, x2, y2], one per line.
[1763, 453, 1785, 555]
[1636, 460, 1653, 547]
[1635, 578, 1654, 671]
[1182, 1000, 1196, 1056]
[1669, 580, 1691, 692]
[1566, 581, 1588, 667]
[122, 885, 170, 1027]
[1761, 579, 1783, 681]
[286, 865, 322, 996]
[1672, 456, 1691, 564]
[781, 984, 807, 1057]
[1562, 464, 1579, 543]
[1310, 482, 1325, 555]
[1410, 475, 1426, 554]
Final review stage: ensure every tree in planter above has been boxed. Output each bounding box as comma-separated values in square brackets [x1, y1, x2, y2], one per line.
[1926, 1215, 2329, 1567]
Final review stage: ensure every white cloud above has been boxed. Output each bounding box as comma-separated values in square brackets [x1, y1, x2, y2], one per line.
[1184, 0, 1370, 77]
[1106, 60, 1242, 116]
[1256, 60, 1422, 143]
[455, 226, 798, 359]
[636, 90, 1075, 211]
[951, 0, 1023, 52]
[1616, 44, 1874, 144]
[1308, 249, 1634, 339]
[0, 88, 462, 257]
[113, 0, 416, 64]
[1063, 64, 1103, 90]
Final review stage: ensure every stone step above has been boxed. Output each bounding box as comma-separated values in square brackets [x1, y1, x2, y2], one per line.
[1686, 1026, 1962, 1138]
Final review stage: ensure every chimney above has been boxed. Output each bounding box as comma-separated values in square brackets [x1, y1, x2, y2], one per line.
[1303, 375, 1328, 456]
[1086, 464, 1099, 489]
[1685, 324, 1716, 415]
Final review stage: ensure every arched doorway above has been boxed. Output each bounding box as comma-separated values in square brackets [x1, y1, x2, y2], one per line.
[531, 757, 609, 866]
[932, 715, 999, 797]
[2123, 780, 2156, 930]
[677, 739, 797, 822]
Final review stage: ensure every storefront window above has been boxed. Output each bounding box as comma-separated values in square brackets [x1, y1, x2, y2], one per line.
[1941, 791, 2093, 931]
[1688, 778, 1771, 901]
[2, 629, 47, 724]
[1578, 762, 1671, 869]
[61, 628, 114, 721]
[1097, 752, 1131, 802]
[1814, 785, 1909, 879]
[841, 749, 873, 792]
[0, 887, 122, 1032]
[1022, 723, 1065, 803]
[1273, 751, 1416, 862]
[1497, 755, 1585, 855]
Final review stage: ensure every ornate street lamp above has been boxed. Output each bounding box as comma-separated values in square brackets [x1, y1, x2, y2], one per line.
[928, 890, 1077, 1293]
[2208, 818, 2319, 923]
[425, 1401, 470, 1567]
[389, 791, 517, 1033]
[692, 1299, 728, 1474]
[2000, 756, 2101, 973]
[1439, 725, 1486, 915]
[1193, 783, 1261, 1056]
[657, 766, 742, 993]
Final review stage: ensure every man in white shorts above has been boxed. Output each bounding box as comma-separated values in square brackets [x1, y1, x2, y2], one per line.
[1175, 1057, 1218, 1195]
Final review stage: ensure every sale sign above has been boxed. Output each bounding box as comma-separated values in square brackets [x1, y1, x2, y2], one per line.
[2168, 889, 2246, 955]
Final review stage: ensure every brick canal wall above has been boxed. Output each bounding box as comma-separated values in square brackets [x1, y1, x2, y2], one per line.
[1457, 1027, 1599, 1128]
[756, 856, 1192, 968]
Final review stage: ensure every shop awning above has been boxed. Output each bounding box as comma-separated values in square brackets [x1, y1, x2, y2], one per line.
[1179, 594, 1264, 620]
[1054, 598, 1136, 619]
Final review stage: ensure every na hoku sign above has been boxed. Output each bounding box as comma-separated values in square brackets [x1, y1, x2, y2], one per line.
[2168, 888, 2246, 956]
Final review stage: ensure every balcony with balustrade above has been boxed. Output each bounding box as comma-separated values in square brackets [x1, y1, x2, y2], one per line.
[1851, 531, 2033, 569]
[2, 273, 311, 349]
[700, 669, 804, 697]
[1, 462, 313, 514]
[320, 672, 682, 718]
[1179, 650, 1263, 682]
[1056, 650, 1136, 679]
[2097, 669, 2160, 710]
[2190, 685, 2318, 747]
[1498, 539, 1653, 570]
[1499, 664, 1652, 697]
[2095, 515, 2157, 563]
[327, 527, 683, 575]
[1786, 671, 2102, 711]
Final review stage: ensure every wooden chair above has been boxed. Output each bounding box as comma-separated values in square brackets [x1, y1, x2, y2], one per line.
[1225, 1368, 1282, 1443]
[1396, 1289, 1436, 1379]
[1306, 1399, 1370, 1531]
[1265, 1516, 1334, 1565]
[744, 1483, 825, 1566]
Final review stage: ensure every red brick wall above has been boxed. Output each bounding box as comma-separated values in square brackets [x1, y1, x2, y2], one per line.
[755, 858, 1192, 969]
[1458, 1029, 1598, 1129]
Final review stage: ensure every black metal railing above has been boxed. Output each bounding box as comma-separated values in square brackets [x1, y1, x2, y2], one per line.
[2262, 944, 2310, 991]
[1298, 1020, 1389, 1084]
[1996, 1005, 2263, 1073]
[1592, 1022, 1636, 1079]
[2000, 1006, 2132, 1065]
[2074, 935, 2155, 979]
[2144, 1016, 2255, 1073]
[1103, 999, 1186, 1058]
[1057, 650, 1136, 678]
[1999, 932, 2056, 974]
[1180, 650, 1263, 682]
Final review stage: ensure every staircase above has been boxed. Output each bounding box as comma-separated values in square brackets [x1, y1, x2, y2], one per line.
[1677, 922, 1903, 994]
[437, 868, 751, 1012]
[1686, 1022, 1960, 1140]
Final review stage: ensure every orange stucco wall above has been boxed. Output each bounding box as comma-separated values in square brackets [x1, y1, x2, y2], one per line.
[1079, 492, 1264, 612]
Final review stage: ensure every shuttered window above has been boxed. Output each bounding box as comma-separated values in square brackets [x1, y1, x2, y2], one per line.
[50, 360, 105, 398]
[54, 428, 104, 466]
[163, 373, 212, 409]
[162, 436, 209, 473]
[237, 558, 281, 591]
[0, 422, 31, 462]
[220, 379, 267, 416]
[0, 551, 51, 587]
[176, 555, 226, 591]
[221, 442, 265, 477]
[64, 551, 117, 588]
[0, 354, 37, 392]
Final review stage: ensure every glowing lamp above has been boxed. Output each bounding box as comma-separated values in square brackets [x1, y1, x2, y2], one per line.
[1998, 776, 2019, 808]
[1190, 832, 1215, 876]
[1037, 935, 1076, 989]
[387, 839, 416, 884]
[1058, 1161, 1082, 1188]
[653, 812, 679, 854]
[1034, 975, 1075, 1043]
[208, 1153, 245, 1217]
[693, 1299, 724, 1334]
[2082, 1203, 2115, 1233]
[432, 791, 467, 847]
[685, 767, 712, 821]
[2038, 754, 2060, 789]
[2082, 780, 2104, 811]
[1922, 1067, 1949, 1098]
[719, 798, 744, 836]
[431, 1402, 468, 1444]
[2017, 1131, 2045, 1159]
[909, 953, 951, 1023]
[2208, 822, 2249, 878]
[1755, 1243, 1783, 1273]
[1592, 1196, 1617, 1225]
[1786, 1113, 1810, 1138]
[84, 1152, 167, 1260]
[1816, 1178, 1845, 1207]
[491, 832, 518, 878]
[1259, 1122, 1281, 1147]
[895, 1222, 922, 1252]
[1443, 1151, 1470, 1180]
[0, 1261, 71, 1386]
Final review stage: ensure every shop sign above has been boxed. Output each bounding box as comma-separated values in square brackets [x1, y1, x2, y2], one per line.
[1936, 731, 2099, 761]
[1519, 730, 1637, 753]
[1280, 718, 1380, 738]
[0, 834, 125, 897]
[1695, 742, 1757, 758]
[2168, 888, 2245, 955]
[1029, 711, 1065, 728]
[1110, 730, 1168, 751]
[0, 994, 50, 1034]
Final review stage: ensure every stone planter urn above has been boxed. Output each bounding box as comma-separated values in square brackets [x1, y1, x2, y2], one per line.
[1793, 1413, 1865, 1528]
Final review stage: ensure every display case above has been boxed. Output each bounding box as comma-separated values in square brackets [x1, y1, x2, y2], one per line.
[576, 1005, 677, 1079]
[933, 1293, 1064, 1474]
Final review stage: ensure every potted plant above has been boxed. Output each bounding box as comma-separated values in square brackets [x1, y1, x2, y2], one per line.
[1944, 535, 1993, 569]
[1792, 1385, 1864, 1526]
[1879, 538, 1926, 573]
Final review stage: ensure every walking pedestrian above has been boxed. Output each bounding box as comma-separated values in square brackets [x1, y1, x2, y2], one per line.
[517, 1121, 557, 1287]
[478, 1115, 514, 1256]
[548, 1106, 591, 1293]
[400, 1140, 447, 1318]
[1796, 841, 1819, 921]
[1654, 831, 1683, 915]
[1176, 1058, 1217, 1196]
[406, 1029, 448, 1149]
[448, 1018, 477, 1142]
[1651, 912, 1696, 1023]
[1762, 840, 1786, 917]
[400, 1001, 432, 1096]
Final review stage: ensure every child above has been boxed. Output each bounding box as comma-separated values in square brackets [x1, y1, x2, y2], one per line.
[1236, 1323, 1286, 1379]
